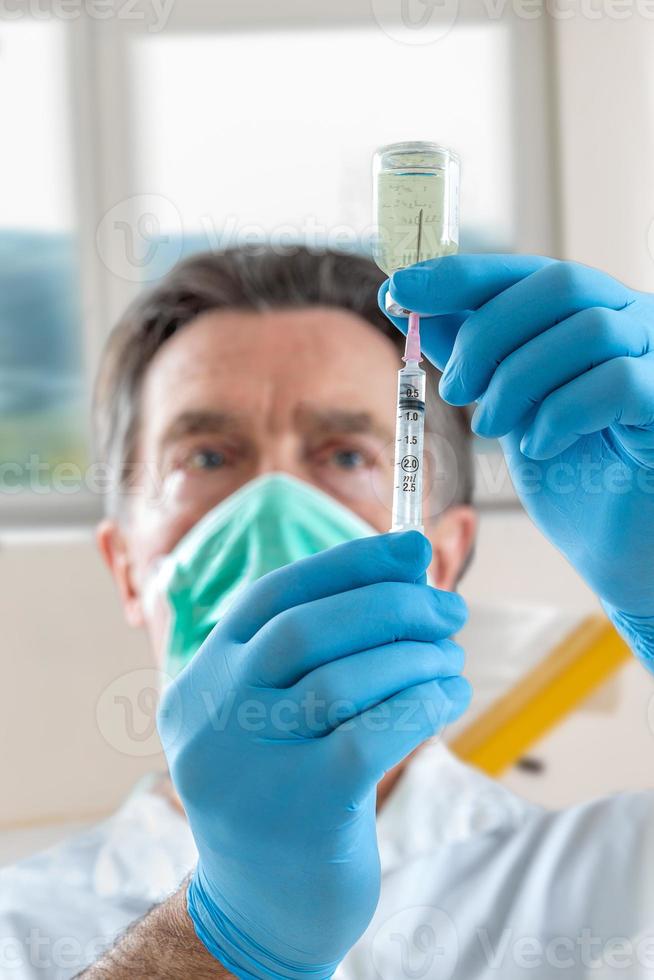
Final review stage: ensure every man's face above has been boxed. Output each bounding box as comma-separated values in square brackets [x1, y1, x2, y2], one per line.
[98, 305, 475, 641]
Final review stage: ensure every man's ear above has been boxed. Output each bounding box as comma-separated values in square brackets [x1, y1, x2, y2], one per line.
[427, 505, 477, 591]
[96, 518, 145, 628]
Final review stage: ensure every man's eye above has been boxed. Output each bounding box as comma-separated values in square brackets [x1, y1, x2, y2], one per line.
[187, 450, 226, 471]
[332, 449, 366, 470]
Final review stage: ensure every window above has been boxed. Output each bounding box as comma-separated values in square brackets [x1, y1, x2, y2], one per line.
[0, 21, 85, 502]
[129, 24, 517, 265]
[1, 8, 557, 520]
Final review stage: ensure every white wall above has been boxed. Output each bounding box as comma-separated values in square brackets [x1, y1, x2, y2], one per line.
[554, 17, 654, 291]
[0, 530, 158, 830]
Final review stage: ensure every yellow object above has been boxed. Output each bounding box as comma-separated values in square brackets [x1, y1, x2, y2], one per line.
[450, 616, 631, 776]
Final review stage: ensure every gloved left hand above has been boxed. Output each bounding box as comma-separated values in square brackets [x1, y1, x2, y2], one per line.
[158, 532, 470, 979]
[380, 254, 654, 667]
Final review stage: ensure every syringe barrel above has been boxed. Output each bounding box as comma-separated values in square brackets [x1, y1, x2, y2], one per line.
[391, 361, 426, 533]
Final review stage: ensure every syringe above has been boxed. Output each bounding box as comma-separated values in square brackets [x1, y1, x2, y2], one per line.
[391, 313, 426, 533]
[371, 141, 459, 532]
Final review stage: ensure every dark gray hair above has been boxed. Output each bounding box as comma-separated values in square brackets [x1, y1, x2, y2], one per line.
[94, 246, 474, 517]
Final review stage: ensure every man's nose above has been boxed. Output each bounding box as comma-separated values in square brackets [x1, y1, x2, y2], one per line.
[253, 439, 312, 485]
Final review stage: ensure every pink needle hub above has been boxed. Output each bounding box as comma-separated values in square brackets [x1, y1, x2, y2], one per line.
[403, 312, 423, 363]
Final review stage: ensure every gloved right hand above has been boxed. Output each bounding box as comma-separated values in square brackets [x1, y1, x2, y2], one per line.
[381, 255, 654, 666]
[157, 531, 470, 980]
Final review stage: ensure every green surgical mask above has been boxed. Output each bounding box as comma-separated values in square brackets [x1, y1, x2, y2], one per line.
[146, 473, 376, 679]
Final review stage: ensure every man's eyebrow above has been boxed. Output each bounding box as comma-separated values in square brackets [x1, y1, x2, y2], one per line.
[295, 405, 392, 440]
[160, 410, 242, 447]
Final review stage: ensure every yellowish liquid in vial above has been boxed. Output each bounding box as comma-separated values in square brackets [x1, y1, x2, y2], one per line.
[375, 170, 457, 276]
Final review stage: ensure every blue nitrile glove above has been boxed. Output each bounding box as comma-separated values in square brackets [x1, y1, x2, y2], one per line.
[380, 255, 654, 667]
[157, 531, 470, 980]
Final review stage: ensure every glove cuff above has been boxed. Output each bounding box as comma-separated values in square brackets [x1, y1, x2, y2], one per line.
[186, 870, 337, 980]
[602, 602, 654, 671]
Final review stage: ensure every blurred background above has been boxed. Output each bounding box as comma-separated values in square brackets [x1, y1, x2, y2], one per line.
[2, 0, 654, 860]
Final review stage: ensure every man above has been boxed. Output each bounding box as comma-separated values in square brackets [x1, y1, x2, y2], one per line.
[2, 247, 653, 979]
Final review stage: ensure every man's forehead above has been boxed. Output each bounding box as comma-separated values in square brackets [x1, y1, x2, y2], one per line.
[144, 305, 398, 375]
[139, 305, 399, 441]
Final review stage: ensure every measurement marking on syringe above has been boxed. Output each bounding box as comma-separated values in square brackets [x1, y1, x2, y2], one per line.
[390, 345, 426, 530]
